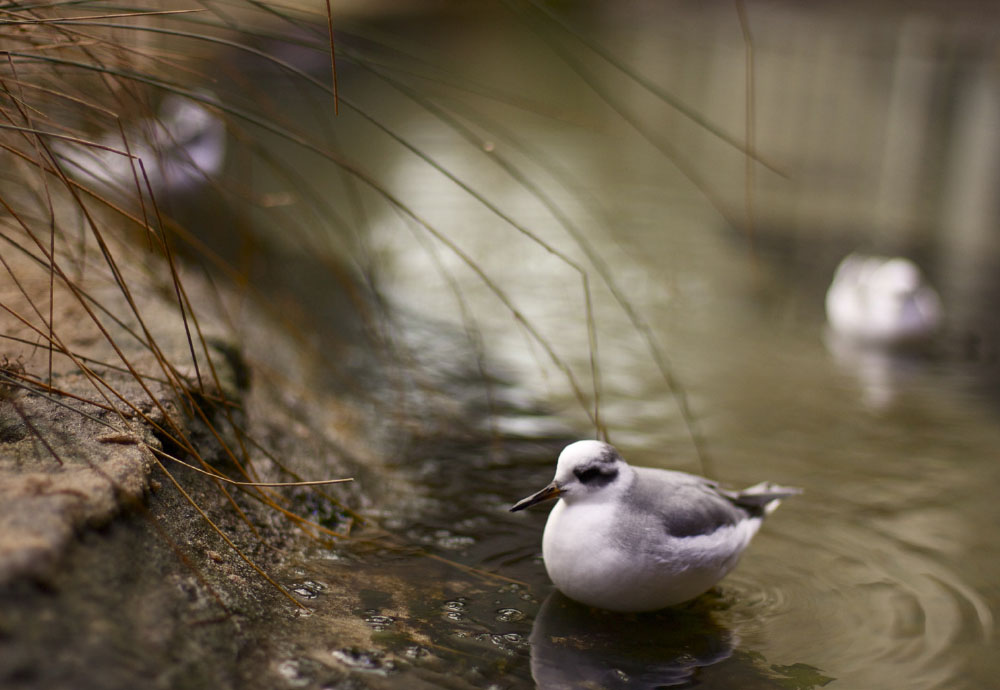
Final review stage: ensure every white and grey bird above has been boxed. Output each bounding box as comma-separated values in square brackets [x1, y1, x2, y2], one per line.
[510, 440, 800, 612]
[825, 254, 942, 344]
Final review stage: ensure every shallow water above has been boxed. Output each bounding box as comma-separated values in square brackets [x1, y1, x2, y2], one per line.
[177, 3, 1000, 687]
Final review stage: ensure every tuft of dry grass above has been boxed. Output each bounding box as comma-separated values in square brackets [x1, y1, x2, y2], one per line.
[0, 0, 364, 606]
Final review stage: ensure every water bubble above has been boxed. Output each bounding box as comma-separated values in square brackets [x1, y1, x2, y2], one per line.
[329, 648, 397, 676]
[289, 580, 326, 599]
[363, 611, 396, 631]
[495, 608, 525, 623]
[471, 631, 529, 653]
[442, 598, 467, 621]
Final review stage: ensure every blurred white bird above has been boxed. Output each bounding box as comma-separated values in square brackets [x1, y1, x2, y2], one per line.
[825, 254, 942, 344]
[56, 94, 226, 197]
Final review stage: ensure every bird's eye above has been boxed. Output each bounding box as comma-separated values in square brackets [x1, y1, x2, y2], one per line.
[574, 467, 605, 484]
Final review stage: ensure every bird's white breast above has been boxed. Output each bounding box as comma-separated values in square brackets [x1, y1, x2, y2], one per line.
[541, 498, 763, 612]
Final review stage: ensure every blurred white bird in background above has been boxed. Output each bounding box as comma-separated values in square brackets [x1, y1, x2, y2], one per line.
[56, 93, 226, 198]
[825, 254, 942, 345]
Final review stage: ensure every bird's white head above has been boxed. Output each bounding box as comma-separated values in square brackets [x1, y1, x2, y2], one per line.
[510, 440, 631, 512]
[555, 440, 627, 489]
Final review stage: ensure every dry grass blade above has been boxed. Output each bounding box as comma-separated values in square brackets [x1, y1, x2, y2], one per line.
[149, 445, 353, 489]
[1, 9, 206, 25]
[736, 0, 758, 260]
[322, 0, 339, 115]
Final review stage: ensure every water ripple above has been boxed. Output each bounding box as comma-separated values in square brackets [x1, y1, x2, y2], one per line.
[717, 519, 992, 689]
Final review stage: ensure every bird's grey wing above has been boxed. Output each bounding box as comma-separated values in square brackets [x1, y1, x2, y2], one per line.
[624, 468, 750, 539]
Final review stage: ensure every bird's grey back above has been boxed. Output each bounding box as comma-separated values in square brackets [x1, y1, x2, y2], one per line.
[620, 467, 752, 540]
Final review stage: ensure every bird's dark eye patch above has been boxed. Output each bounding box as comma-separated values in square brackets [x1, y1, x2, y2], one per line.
[574, 466, 618, 486]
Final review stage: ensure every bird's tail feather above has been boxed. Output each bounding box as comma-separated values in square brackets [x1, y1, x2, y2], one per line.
[729, 482, 802, 515]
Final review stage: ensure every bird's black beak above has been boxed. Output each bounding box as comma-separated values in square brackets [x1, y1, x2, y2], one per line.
[510, 481, 562, 512]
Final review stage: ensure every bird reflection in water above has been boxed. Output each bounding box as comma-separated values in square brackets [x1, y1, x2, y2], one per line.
[528, 591, 734, 689]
